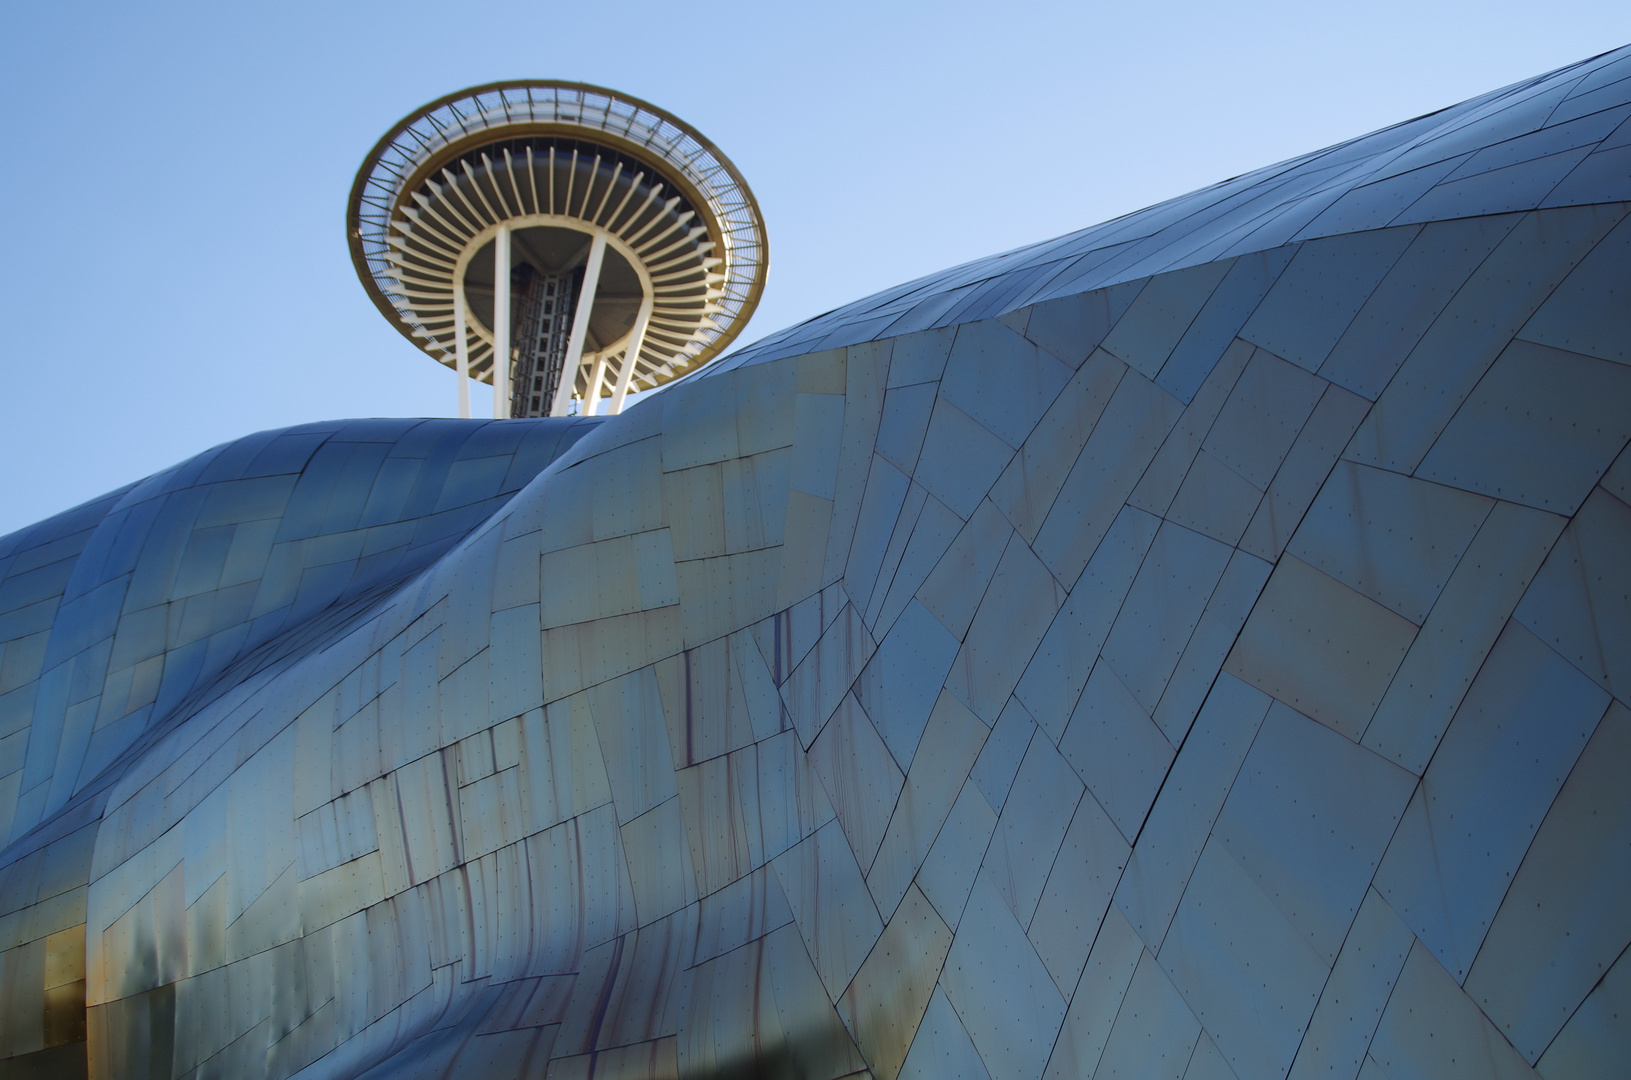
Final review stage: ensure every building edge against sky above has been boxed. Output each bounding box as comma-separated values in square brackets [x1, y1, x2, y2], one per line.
[0, 45, 1628, 1080]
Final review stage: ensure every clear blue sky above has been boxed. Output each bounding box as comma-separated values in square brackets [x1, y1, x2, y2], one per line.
[2, 0, 1627, 536]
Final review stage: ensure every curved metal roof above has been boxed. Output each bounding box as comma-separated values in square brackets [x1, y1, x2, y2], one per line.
[711, 44, 1631, 376]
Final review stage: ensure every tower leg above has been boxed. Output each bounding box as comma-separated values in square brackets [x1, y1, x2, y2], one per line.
[583, 352, 608, 416]
[493, 224, 512, 419]
[608, 296, 653, 416]
[454, 284, 472, 419]
[552, 233, 607, 417]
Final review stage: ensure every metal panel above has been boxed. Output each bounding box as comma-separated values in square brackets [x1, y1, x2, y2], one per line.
[855, 600, 961, 771]
[675, 753, 751, 898]
[971, 696, 1038, 815]
[1285, 143, 1467, 236]
[1100, 521, 1233, 714]
[734, 358, 799, 459]
[941, 873, 1068, 1080]
[1032, 373, 1185, 588]
[1364, 500, 1564, 774]
[1184, 1031, 1240, 1080]
[1374, 622, 1608, 982]
[757, 580, 847, 682]
[1202, 348, 1327, 491]
[1159, 841, 1328, 1080]
[875, 383, 939, 476]
[1158, 247, 1297, 403]
[679, 929, 782, 1077]
[618, 794, 696, 926]
[1396, 147, 1596, 224]
[1402, 137, 1591, 215]
[1516, 211, 1631, 365]
[720, 448, 791, 556]
[945, 535, 1064, 725]
[1239, 227, 1420, 374]
[866, 690, 987, 918]
[1100, 261, 1234, 381]
[458, 766, 525, 864]
[660, 378, 741, 473]
[1537, 942, 1631, 1080]
[1092, 948, 1200, 1080]
[844, 459, 915, 631]
[917, 501, 1015, 641]
[1369, 942, 1538, 1080]
[939, 320, 1075, 450]
[912, 398, 1016, 521]
[1165, 450, 1262, 546]
[770, 819, 882, 1002]
[1289, 462, 1492, 624]
[586, 667, 676, 824]
[1514, 486, 1631, 706]
[1128, 337, 1253, 520]
[806, 693, 904, 870]
[1465, 701, 1631, 1063]
[674, 546, 779, 649]
[916, 780, 998, 932]
[868, 486, 963, 635]
[653, 637, 752, 768]
[1015, 506, 1161, 744]
[1344, 204, 1626, 475]
[837, 884, 952, 1080]
[862, 483, 931, 631]
[1287, 888, 1415, 1080]
[984, 731, 1083, 928]
[1213, 706, 1414, 964]
[1388, 77, 1581, 172]
[1151, 549, 1273, 747]
[733, 728, 835, 871]
[487, 603, 543, 729]
[1060, 662, 1174, 845]
[1317, 213, 1521, 400]
[1445, 105, 1631, 179]
[565, 916, 695, 1053]
[1028, 788, 1128, 997]
[1224, 555, 1417, 741]
[1045, 904, 1144, 1080]
[1113, 674, 1271, 952]
[899, 986, 994, 1080]
[886, 327, 957, 389]
[1417, 341, 1631, 515]
[690, 865, 794, 968]
[520, 696, 613, 834]
[789, 390, 846, 503]
[779, 600, 875, 750]
[820, 340, 891, 591]
[1022, 288, 1118, 369]
[989, 350, 1126, 543]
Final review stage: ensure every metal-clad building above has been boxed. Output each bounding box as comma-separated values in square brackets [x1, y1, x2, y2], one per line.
[0, 44, 1628, 1080]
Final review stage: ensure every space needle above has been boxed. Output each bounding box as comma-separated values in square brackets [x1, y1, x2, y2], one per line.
[348, 81, 768, 418]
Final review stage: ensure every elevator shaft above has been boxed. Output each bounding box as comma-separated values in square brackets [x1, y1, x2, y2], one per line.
[508, 262, 583, 418]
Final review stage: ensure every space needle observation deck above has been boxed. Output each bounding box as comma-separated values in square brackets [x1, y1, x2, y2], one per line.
[348, 81, 768, 418]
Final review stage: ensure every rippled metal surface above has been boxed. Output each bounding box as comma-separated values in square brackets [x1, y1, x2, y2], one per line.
[2, 45, 1629, 1080]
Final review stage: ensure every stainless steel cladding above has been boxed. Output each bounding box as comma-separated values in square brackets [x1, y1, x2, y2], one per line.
[2, 46, 1629, 1080]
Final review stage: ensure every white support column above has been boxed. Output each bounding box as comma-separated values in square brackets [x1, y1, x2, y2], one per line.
[453, 283, 472, 419]
[551, 232, 607, 417]
[608, 294, 653, 416]
[493, 223, 512, 419]
[583, 352, 608, 417]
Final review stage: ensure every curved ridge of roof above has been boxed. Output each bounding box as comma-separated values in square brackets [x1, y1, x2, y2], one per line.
[712, 44, 1631, 374]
